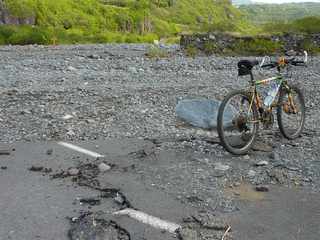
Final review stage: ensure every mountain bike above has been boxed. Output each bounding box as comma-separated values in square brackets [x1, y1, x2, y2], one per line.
[217, 51, 308, 155]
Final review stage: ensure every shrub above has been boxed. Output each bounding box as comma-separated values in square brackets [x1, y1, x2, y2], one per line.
[203, 41, 218, 55]
[292, 17, 320, 34]
[145, 45, 169, 58]
[232, 38, 282, 55]
[184, 45, 198, 57]
[0, 26, 17, 41]
[162, 36, 180, 44]
[7, 26, 53, 45]
[302, 39, 320, 54]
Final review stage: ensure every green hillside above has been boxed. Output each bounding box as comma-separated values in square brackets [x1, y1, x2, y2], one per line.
[240, 2, 320, 24]
[0, 0, 256, 44]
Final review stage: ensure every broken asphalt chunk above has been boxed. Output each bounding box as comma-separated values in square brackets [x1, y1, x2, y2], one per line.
[28, 166, 52, 173]
[28, 166, 44, 172]
[68, 168, 80, 176]
[79, 197, 101, 206]
[98, 163, 111, 173]
[255, 185, 270, 192]
[0, 149, 11, 155]
[68, 212, 130, 240]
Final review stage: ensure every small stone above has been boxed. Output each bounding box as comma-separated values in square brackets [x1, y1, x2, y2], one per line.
[202, 218, 228, 230]
[128, 66, 137, 73]
[214, 162, 230, 171]
[302, 177, 312, 183]
[98, 163, 111, 172]
[248, 170, 256, 178]
[86, 119, 95, 124]
[234, 182, 241, 187]
[87, 54, 99, 59]
[114, 193, 124, 204]
[20, 109, 31, 115]
[209, 34, 216, 40]
[252, 142, 273, 152]
[243, 155, 250, 160]
[67, 66, 77, 71]
[46, 149, 53, 155]
[268, 152, 280, 161]
[29, 165, 44, 172]
[255, 160, 269, 167]
[62, 114, 73, 120]
[267, 169, 286, 184]
[255, 185, 269, 192]
[177, 227, 198, 240]
[79, 197, 101, 206]
[68, 168, 80, 176]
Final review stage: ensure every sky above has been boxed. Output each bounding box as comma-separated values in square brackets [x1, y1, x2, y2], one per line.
[254, 0, 320, 3]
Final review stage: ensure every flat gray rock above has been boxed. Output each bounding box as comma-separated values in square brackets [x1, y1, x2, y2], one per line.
[176, 99, 235, 129]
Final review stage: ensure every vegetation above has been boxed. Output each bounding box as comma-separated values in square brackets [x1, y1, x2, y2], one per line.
[203, 42, 218, 55]
[0, 0, 255, 45]
[262, 16, 320, 35]
[231, 38, 282, 56]
[239, 2, 320, 24]
[145, 44, 170, 58]
[236, 3, 320, 55]
[185, 45, 198, 57]
[0, 0, 319, 55]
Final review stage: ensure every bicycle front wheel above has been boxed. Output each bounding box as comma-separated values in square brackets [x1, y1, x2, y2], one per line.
[217, 90, 259, 155]
[277, 84, 305, 139]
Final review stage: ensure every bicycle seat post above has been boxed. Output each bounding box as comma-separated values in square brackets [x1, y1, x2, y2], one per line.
[250, 71, 254, 84]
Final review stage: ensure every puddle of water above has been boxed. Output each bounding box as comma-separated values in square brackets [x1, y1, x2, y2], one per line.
[224, 182, 265, 201]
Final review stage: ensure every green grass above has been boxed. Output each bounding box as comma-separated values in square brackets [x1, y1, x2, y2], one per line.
[0, 25, 159, 45]
[0, 0, 255, 45]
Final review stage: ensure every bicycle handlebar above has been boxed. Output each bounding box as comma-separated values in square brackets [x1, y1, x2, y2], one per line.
[260, 50, 308, 69]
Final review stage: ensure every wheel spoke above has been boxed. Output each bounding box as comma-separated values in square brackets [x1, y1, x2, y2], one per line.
[218, 91, 258, 155]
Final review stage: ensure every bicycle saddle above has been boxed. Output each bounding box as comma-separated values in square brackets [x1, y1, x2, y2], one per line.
[237, 60, 259, 70]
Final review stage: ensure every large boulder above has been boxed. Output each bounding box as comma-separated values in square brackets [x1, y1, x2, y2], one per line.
[176, 99, 235, 129]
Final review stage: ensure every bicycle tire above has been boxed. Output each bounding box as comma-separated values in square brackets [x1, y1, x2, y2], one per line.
[217, 90, 259, 155]
[277, 84, 305, 139]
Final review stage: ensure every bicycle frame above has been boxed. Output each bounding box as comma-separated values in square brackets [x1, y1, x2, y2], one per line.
[247, 74, 285, 117]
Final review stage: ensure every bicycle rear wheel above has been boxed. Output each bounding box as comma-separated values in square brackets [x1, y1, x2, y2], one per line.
[277, 84, 305, 139]
[217, 90, 259, 155]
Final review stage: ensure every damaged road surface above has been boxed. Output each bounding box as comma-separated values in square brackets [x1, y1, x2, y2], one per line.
[0, 139, 193, 240]
[1, 139, 320, 240]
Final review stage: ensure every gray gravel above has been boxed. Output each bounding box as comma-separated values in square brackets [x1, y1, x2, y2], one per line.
[0, 43, 320, 213]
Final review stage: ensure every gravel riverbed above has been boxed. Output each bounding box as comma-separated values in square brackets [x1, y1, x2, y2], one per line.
[0, 43, 320, 216]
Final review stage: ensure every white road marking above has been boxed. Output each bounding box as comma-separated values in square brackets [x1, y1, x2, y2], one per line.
[57, 142, 104, 158]
[113, 208, 181, 234]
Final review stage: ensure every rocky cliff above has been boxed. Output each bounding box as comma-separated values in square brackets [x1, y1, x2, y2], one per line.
[0, 1, 35, 25]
